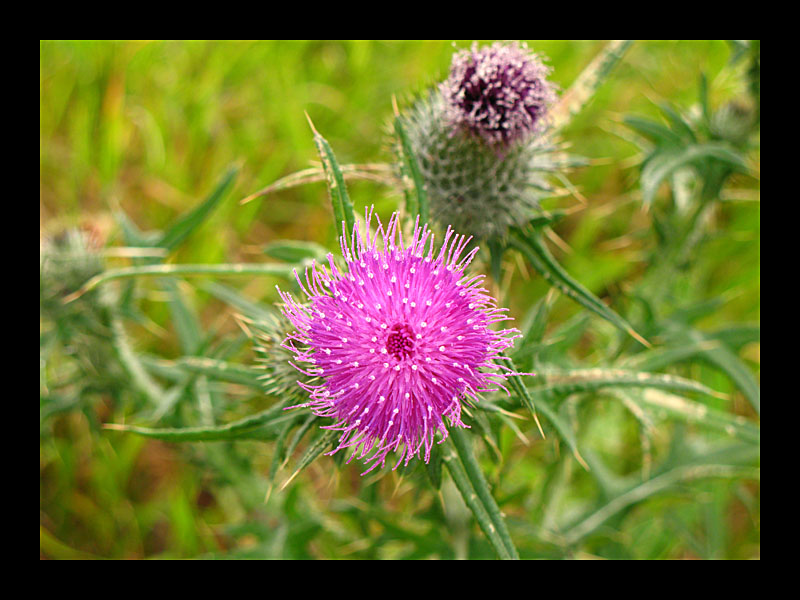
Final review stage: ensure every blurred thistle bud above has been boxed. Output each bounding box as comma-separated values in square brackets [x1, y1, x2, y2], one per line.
[250, 307, 314, 403]
[40, 226, 115, 373]
[442, 41, 556, 148]
[394, 41, 563, 240]
[40, 226, 107, 318]
[710, 101, 755, 147]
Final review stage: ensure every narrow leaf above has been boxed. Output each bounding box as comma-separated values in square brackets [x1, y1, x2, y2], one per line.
[393, 107, 429, 223]
[306, 113, 355, 235]
[157, 164, 239, 252]
[105, 401, 293, 442]
[442, 443, 515, 559]
[509, 228, 649, 347]
[449, 427, 519, 559]
[551, 40, 634, 129]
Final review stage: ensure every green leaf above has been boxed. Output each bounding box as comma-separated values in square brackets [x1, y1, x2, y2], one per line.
[531, 367, 725, 400]
[424, 443, 443, 490]
[449, 428, 519, 559]
[203, 282, 275, 322]
[657, 102, 697, 143]
[306, 113, 355, 236]
[393, 112, 429, 223]
[105, 400, 294, 442]
[262, 240, 330, 264]
[175, 357, 265, 390]
[640, 143, 747, 206]
[66, 263, 296, 301]
[163, 278, 202, 355]
[558, 446, 759, 546]
[623, 115, 685, 148]
[157, 164, 239, 252]
[551, 40, 634, 129]
[526, 391, 589, 471]
[628, 388, 759, 444]
[442, 440, 516, 559]
[509, 228, 649, 347]
[280, 429, 338, 491]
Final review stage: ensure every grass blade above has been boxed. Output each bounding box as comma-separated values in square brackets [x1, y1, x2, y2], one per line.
[157, 164, 239, 252]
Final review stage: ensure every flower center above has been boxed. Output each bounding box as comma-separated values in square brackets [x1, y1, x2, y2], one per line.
[386, 323, 415, 360]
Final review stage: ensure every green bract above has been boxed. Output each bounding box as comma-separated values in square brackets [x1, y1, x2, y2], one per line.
[395, 92, 563, 240]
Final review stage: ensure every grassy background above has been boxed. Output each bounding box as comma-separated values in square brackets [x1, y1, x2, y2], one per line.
[40, 40, 759, 559]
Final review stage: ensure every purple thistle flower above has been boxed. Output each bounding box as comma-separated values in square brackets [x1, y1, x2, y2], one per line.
[276, 208, 525, 474]
[441, 41, 556, 148]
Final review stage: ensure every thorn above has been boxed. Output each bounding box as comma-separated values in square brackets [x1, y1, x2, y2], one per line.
[304, 111, 319, 136]
[279, 469, 300, 492]
[102, 423, 128, 431]
[628, 327, 652, 349]
[532, 411, 546, 440]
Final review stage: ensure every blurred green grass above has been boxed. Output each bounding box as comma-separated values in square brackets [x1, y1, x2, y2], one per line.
[40, 40, 759, 559]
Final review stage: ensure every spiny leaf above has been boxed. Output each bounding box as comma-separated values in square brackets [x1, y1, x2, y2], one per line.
[279, 429, 338, 491]
[105, 401, 293, 442]
[558, 450, 759, 546]
[629, 388, 759, 444]
[622, 115, 685, 148]
[509, 228, 649, 347]
[640, 142, 747, 207]
[306, 113, 356, 235]
[532, 367, 725, 400]
[239, 163, 395, 205]
[442, 441, 515, 559]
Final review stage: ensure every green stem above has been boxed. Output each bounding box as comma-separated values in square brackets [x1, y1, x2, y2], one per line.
[449, 427, 519, 559]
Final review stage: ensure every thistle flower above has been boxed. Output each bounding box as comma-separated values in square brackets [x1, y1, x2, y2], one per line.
[276, 208, 524, 474]
[441, 41, 556, 148]
[394, 42, 565, 240]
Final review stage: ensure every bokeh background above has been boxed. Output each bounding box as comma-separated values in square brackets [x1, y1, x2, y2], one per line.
[40, 40, 759, 559]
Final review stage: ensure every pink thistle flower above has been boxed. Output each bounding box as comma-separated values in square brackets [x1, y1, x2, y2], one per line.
[276, 208, 525, 474]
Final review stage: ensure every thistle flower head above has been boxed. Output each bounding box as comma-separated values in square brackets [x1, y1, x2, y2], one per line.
[276, 208, 524, 474]
[441, 41, 556, 148]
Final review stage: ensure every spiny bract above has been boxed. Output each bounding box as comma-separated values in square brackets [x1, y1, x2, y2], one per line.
[276, 208, 525, 474]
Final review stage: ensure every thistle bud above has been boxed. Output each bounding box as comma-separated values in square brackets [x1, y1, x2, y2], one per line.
[395, 42, 561, 240]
